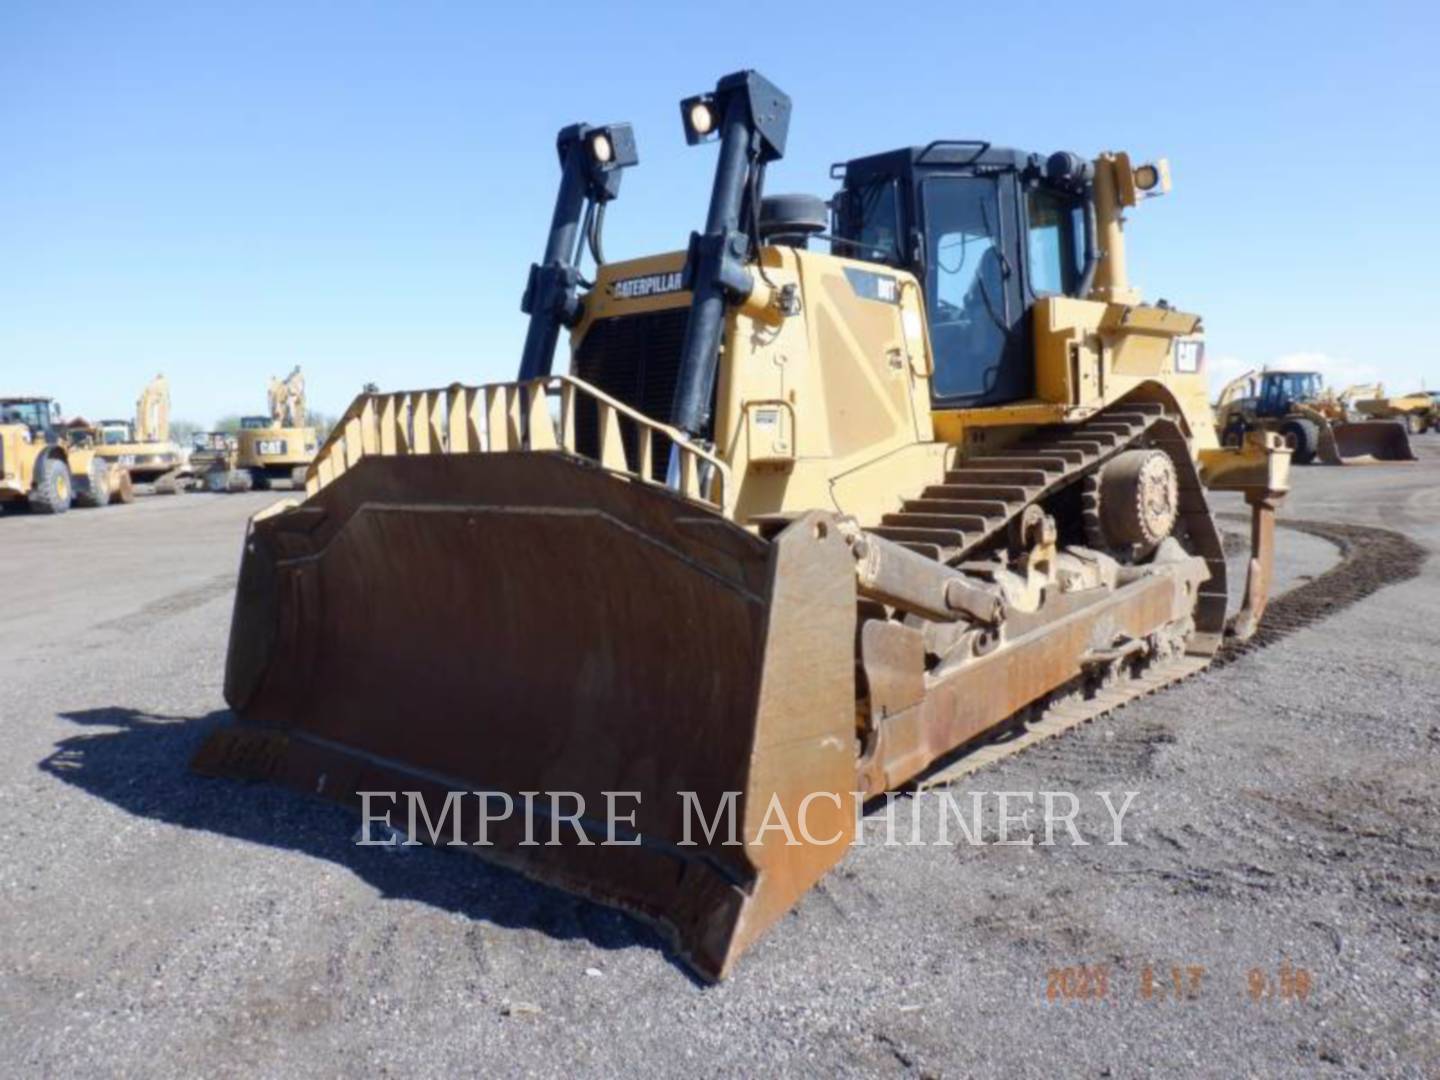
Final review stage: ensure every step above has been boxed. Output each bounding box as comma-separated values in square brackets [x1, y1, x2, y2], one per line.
[942, 468, 1049, 487]
[1096, 412, 1156, 428]
[897, 541, 944, 561]
[1083, 422, 1141, 437]
[881, 512, 991, 533]
[921, 484, 1031, 503]
[870, 525, 969, 548]
[901, 498, 1013, 519]
[951, 455, 1070, 474]
[1115, 401, 1166, 417]
[1007, 446, 1087, 466]
[1046, 434, 1120, 451]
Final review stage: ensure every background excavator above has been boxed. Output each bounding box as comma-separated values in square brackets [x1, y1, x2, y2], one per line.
[1214, 368, 1416, 464]
[201, 368, 318, 491]
[87, 375, 190, 493]
[196, 71, 1291, 981]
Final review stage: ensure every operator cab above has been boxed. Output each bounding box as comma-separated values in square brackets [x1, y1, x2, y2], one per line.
[0, 398, 62, 441]
[97, 420, 133, 445]
[1257, 371, 1323, 418]
[832, 142, 1092, 409]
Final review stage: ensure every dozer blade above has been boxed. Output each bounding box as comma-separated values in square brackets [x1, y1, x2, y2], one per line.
[194, 452, 859, 982]
[1329, 420, 1418, 464]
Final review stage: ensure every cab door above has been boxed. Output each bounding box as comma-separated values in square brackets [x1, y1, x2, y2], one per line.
[917, 173, 1029, 407]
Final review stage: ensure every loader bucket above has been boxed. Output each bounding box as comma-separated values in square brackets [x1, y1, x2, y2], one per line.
[1329, 420, 1417, 464]
[194, 451, 859, 981]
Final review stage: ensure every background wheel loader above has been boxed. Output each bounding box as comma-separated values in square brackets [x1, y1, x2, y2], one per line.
[1351, 388, 1439, 435]
[1, 397, 130, 513]
[195, 71, 1292, 981]
[88, 375, 190, 493]
[1214, 368, 1416, 464]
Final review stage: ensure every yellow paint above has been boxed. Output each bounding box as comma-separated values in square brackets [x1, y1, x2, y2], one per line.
[307, 148, 1276, 529]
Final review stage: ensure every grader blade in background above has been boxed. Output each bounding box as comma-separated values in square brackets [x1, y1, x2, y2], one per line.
[197, 70, 1293, 980]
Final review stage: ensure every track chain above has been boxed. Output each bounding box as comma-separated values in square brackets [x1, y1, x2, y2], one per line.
[917, 517, 1429, 788]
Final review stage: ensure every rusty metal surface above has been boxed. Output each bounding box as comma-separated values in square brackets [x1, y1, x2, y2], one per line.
[203, 452, 856, 981]
[856, 561, 1202, 797]
[200, 398, 1287, 980]
[917, 651, 1213, 790]
[1230, 491, 1280, 641]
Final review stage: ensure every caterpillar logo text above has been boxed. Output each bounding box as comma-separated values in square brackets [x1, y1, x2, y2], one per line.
[611, 271, 684, 299]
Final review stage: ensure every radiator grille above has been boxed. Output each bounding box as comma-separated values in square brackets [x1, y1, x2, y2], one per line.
[571, 307, 690, 480]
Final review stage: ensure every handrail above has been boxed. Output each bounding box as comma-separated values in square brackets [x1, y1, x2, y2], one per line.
[303, 374, 732, 512]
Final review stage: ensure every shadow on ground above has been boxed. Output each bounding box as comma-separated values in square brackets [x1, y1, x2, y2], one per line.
[42, 706, 679, 973]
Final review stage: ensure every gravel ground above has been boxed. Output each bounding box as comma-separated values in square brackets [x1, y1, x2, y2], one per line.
[2, 448, 1438, 1078]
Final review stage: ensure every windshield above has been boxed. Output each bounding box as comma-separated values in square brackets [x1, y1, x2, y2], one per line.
[1275, 373, 1323, 401]
[0, 401, 52, 432]
[1259, 372, 1324, 416]
[100, 424, 131, 444]
[922, 176, 1009, 400]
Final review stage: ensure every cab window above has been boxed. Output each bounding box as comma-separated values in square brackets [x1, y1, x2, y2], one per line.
[1026, 189, 1082, 296]
[922, 176, 1009, 400]
[840, 178, 903, 265]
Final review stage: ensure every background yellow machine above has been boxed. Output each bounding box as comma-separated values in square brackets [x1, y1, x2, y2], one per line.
[198, 71, 1290, 980]
[90, 375, 189, 493]
[227, 367, 317, 490]
[197, 369, 318, 491]
[1, 396, 128, 512]
[189, 431, 253, 492]
[1214, 368, 1415, 464]
[1352, 388, 1439, 434]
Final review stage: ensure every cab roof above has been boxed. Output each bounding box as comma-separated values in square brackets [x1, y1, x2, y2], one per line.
[839, 142, 1036, 186]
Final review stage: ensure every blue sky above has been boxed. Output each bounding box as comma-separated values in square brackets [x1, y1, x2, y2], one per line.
[3, 1, 1437, 423]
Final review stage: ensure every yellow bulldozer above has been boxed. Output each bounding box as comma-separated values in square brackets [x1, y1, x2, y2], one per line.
[1214, 368, 1416, 464]
[89, 375, 190, 493]
[196, 71, 1292, 980]
[1, 397, 131, 513]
